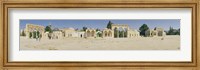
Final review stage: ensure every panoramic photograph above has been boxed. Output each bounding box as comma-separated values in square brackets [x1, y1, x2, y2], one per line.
[19, 19, 180, 50]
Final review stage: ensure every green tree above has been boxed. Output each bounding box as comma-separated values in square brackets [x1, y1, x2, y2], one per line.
[33, 31, 36, 38]
[82, 27, 87, 31]
[167, 27, 173, 35]
[177, 28, 180, 35]
[21, 30, 26, 36]
[139, 24, 149, 36]
[96, 28, 100, 31]
[107, 21, 113, 29]
[45, 26, 52, 33]
[124, 30, 127, 37]
[29, 32, 32, 38]
[167, 27, 180, 35]
[36, 31, 40, 38]
[118, 30, 126, 38]
[114, 28, 118, 38]
[119, 31, 123, 37]
[96, 32, 102, 37]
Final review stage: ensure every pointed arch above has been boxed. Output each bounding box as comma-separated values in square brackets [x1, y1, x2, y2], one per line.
[91, 30, 95, 37]
[104, 31, 108, 37]
[86, 30, 90, 37]
[108, 31, 112, 37]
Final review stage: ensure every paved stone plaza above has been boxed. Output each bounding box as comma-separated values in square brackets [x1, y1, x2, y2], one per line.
[20, 35, 180, 50]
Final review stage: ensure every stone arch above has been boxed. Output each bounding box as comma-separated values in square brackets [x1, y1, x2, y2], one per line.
[118, 27, 124, 31]
[86, 30, 90, 37]
[112, 25, 129, 38]
[91, 30, 95, 37]
[32, 30, 37, 39]
[108, 31, 112, 37]
[104, 31, 108, 37]
[25, 24, 45, 38]
[80, 34, 83, 38]
[124, 28, 128, 37]
[114, 27, 118, 38]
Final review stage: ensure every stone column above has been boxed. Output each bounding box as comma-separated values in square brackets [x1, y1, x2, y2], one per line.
[127, 31, 129, 38]
[87, 31, 89, 37]
[26, 32, 29, 38]
[87, 32, 88, 37]
[94, 31, 96, 38]
[104, 32, 106, 38]
[112, 31, 114, 38]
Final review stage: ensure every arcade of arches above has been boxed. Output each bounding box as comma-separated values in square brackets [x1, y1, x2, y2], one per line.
[86, 29, 96, 38]
[25, 24, 45, 39]
[84, 24, 139, 38]
[112, 24, 129, 38]
[102, 29, 113, 38]
[23, 23, 140, 39]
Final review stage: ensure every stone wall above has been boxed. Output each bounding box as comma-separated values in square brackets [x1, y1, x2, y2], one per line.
[25, 24, 45, 38]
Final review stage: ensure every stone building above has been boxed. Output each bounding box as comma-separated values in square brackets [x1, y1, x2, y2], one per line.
[42, 32, 50, 39]
[42, 29, 64, 39]
[77, 32, 85, 38]
[61, 28, 85, 38]
[145, 27, 166, 37]
[71, 31, 85, 38]
[25, 24, 45, 38]
[154, 27, 166, 36]
[23, 22, 141, 39]
[96, 31, 102, 37]
[20, 29, 26, 36]
[83, 24, 140, 38]
[111, 24, 129, 38]
[145, 29, 157, 37]
[128, 29, 140, 38]
[102, 28, 114, 38]
[111, 24, 140, 38]
[61, 28, 76, 38]
[51, 28, 63, 39]
[85, 29, 96, 38]
[111, 24, 129, 30]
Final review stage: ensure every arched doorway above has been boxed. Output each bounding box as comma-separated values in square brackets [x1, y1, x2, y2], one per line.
[80, 34, 83, 38]
[87, 31, 90, 37]
[114, 27, 118, 38]
[91, 30, 95, 37]
[104, 31, 108, 37]
[108, 31, 112, 37]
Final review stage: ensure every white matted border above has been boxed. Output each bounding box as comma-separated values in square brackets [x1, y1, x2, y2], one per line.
[8, 8, 192, 61]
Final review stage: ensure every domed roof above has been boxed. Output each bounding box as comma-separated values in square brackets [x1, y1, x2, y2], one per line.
[68, 27, 75, 30]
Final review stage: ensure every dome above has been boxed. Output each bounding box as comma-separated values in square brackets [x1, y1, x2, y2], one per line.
[68, 27, 75, 30]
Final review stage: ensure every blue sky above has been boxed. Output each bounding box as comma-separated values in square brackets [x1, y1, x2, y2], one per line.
[20, 19, 180, 31]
